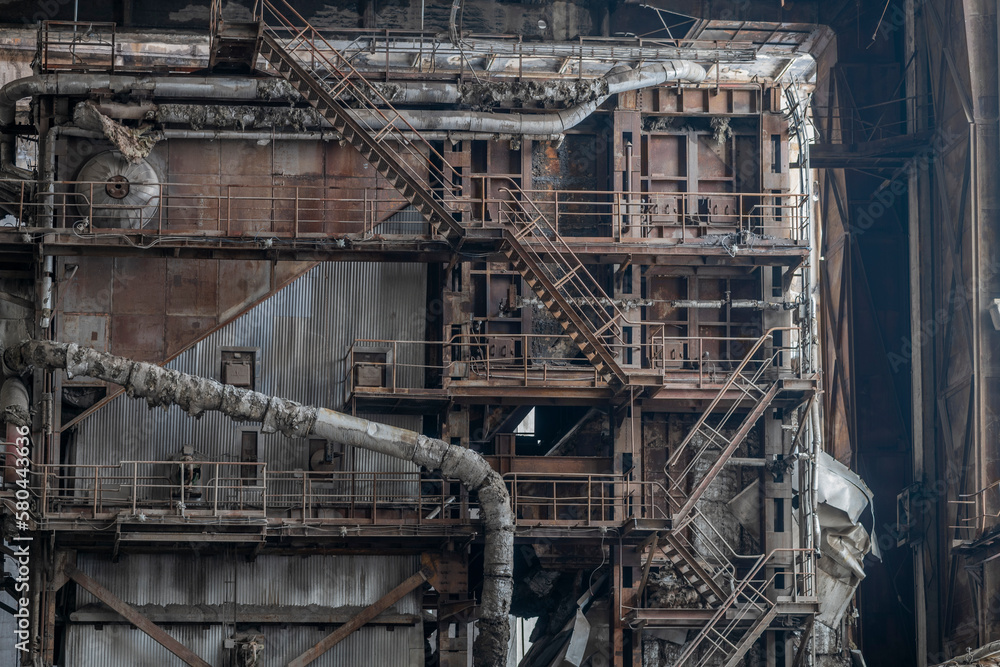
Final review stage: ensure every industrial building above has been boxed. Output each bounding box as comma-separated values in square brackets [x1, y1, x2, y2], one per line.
[0, 1, 996, 665]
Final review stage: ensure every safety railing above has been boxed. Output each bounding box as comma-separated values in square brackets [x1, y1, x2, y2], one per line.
[37, 21, 117, 72]
[476, 180, 809, 243]
[506, 473, 670, 526]
[0, 178, 809, 247]
[497, 181, 635, 381]
[950, 478, 1000, 535]
[346, 335, 606, 396]
[36, 460, 268, 517]
[346, 328, 803, 398]
[263, 470, 471, 523]
[23, 462, 669, 529]
[0, 178, 428, 238]
[665, 327, 800, 521]
[671, 548, 817, 667]
[507, 473, 619, 525]
[649, 328, 803, 387]
[671, 507, 744, 590]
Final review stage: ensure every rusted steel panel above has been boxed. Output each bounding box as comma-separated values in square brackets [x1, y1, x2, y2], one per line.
[59, 313, 110, 351]
[166, 177, 223, 232]
[111, 312, 166, 362]
[167, 139, 220, 177]
[219, 176, 274, 237]
[323, 141, 367, 177]
[273, 140, 325, 177]
[697, 135, 732, 184]
[219, 260, 273, 320]
[165, 315, 215, 357]
[57, 256, 114, 313]
[113, 257, 166, 315]
[221, 140, 272, 175]
[166, 259, 219, 317]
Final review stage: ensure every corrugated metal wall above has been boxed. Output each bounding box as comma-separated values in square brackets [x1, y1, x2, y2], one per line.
[66, 553, 424, 667]
[74, 553, 421, 613]
[64, 260, 430, 666]
[65, 623, 423, 667]
[73, 260, 427, 476]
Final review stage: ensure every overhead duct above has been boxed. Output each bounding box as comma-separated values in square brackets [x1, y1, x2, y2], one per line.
[374, 60, 707, 108]
[1, 61, 704, 174]
[3, 340, 514, 667]
[349, 62, 706, 135]
[0, 73, 267, 176]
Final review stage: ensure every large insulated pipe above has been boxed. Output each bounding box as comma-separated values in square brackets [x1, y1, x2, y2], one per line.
[668, 299, 796, 310]
[377, 60, 706, 106]
[1, 378, 30, 484]
[0, 378, 29, 428]
[1, 62, 704, 172]
[353, 62, 706, 135]
[0, 74, 267, 175]
[3, 340, 514, 667]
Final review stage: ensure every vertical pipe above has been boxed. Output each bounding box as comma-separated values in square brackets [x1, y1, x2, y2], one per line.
[965, 0, 999, 647]
[905, 1, 928, 664]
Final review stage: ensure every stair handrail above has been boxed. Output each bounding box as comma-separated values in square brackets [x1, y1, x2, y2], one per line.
[257, 0, 466, 204]
[666, 326, 797, 470]
[497, 180, 638, 346]
[673, 547, 816, 667]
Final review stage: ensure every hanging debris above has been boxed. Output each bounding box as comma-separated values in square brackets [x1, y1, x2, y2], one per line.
[710, 116, 733, 145]
[73, 102, 162, 163]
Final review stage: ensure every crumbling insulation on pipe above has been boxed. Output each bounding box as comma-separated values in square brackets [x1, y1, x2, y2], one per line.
[349, 62, 706, 135]
[1, 61, 704, 172]
[73, 102, 163, 163]
[669, 299, 798, 311]
[3, 340, 514, 667]
[0, 378, 29, 427]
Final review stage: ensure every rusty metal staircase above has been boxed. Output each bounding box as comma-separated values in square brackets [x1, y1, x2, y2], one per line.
[254, 1, 466, 243]
[673, 549, 815, 667]
[499, 189, 630, 385]
[635, 513, 738, 620]
[209, 0, 262, 72]
[658, 531, 728, 607]
[252, 0, 652, 388]
[497, 182, 665, 388]
[666, 329, 791, 522]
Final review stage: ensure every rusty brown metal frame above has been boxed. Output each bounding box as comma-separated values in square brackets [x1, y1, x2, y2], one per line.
[0, 177, 810, 248]
[37, 21, 117, 73]
[666, 548, 816, 667]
